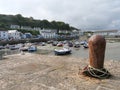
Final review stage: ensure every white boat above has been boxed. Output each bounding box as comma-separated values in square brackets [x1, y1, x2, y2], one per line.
[54, 48, 71, 55]
[80, 40, 87, 45]
[28, 46, 37, 52]
[74, 41, 80, 48]
[83, 43, 89, 48]
[9, 45, 19, 50]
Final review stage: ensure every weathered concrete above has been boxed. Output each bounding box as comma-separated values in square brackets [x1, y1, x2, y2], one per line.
[0, 53, 120, 90]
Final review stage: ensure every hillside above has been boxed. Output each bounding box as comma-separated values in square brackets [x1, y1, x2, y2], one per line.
[0, 14, 77, 30]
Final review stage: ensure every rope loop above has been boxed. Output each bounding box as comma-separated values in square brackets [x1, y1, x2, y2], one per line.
[83, 65, 111, 79]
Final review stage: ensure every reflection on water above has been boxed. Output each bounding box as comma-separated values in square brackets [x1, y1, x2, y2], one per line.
[36, 42, 120, 61]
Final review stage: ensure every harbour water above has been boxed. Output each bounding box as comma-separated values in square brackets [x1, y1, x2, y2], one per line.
[37, 42, 120, 61]
[67, 42, 120, 61]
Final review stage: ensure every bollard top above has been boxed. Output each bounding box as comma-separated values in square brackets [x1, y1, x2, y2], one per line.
[89, 35, 106, 44]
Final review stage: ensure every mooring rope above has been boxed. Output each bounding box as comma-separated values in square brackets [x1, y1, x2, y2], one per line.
[86, 65, 111, 79]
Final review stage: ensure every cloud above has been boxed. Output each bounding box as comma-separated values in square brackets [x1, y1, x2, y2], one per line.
[0, 0, 120, 30]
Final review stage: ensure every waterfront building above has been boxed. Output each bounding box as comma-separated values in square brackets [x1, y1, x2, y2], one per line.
[20, 26, 32, 30]
[8, 30, 21, 40]
[83, 29, 119, 37]
[10, 24, 41, 31]
[33, 27, 41, 31]
[10, 25, 20, 29]
[39, 29, 57, 39]
[71, 29, 81, 36]
[59, 30, 71, 34]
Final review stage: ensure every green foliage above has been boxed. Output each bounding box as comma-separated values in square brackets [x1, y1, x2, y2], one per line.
[0, 14, 77, 30]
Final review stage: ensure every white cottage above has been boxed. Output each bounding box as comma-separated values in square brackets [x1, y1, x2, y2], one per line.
[71, 30, 80, 36]
[39, 29, 57, 38]
[10, 25, 20, 29]
[8, 30, 21, 40]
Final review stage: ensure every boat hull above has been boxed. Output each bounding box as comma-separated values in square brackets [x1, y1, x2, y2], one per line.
[54, 49, 71, 55]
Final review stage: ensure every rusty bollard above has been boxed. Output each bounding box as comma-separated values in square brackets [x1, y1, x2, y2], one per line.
[82, 35, 111, 79]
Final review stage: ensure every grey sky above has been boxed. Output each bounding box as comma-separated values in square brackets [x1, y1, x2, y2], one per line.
[0, 0, 120, 30]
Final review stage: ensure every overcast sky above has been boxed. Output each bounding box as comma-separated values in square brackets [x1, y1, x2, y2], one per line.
[0, 0, 120, 30]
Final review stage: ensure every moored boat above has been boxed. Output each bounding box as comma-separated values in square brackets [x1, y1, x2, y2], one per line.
[74, 41, 80, 48]
[28, 45, 37, 52]
[83, 43, 89, 48]
[57, 42, 63, 47]
[68, 42, 73, 47]
[20, 46, 29, 51]
[52, 41, 58, 46]
[54, 48, 71, 55]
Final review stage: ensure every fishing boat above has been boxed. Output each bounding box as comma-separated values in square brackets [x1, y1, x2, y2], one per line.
[9, 45, 19, 50]
[28, 45, 37, 52]
[74, 41, 80, 48]
[52, 41, 58, 46]
[68, 42, 73, 47]
[57, 42, 63, 47]
[41, 42, 46, 46]
[54, 48, 71, 55]
[83, 43, 89, 48]
[80, 40, 87, 45]
[20, 46, 29, 51]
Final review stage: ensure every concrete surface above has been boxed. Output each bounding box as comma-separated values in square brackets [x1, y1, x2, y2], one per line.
[0, 53, 120, 90]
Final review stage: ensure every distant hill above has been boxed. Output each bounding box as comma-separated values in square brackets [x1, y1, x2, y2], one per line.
[0, 14, 78, 30]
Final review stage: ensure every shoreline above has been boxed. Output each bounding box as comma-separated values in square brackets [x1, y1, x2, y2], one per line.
[0, 53, 120, 90]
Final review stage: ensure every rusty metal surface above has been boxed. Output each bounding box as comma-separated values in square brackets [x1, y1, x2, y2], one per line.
[88, 35, 106, 69]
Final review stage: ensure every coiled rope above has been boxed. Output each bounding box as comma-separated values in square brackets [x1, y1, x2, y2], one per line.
[83, 65, 111, 79]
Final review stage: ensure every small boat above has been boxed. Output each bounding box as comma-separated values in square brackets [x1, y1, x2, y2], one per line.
[83, 43, 89, 48]
[41, 42, 46, 46]
[47, 40, 53, 44]
[28, 46, 37, 52]
[54, 48, 71, 55]
[68, 42, 73, 47]
[52, 41, 58, 46]
[74, 41, 80, 48]
[20, 46, 29, 51]
[80, 40, 88, 45]
[57, 42, 63, 47]
[9, 45, 19, 50]
[0, 46, 5, 50]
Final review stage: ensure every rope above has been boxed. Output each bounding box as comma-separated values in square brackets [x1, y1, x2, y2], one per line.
[84, 65, 111, 79]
